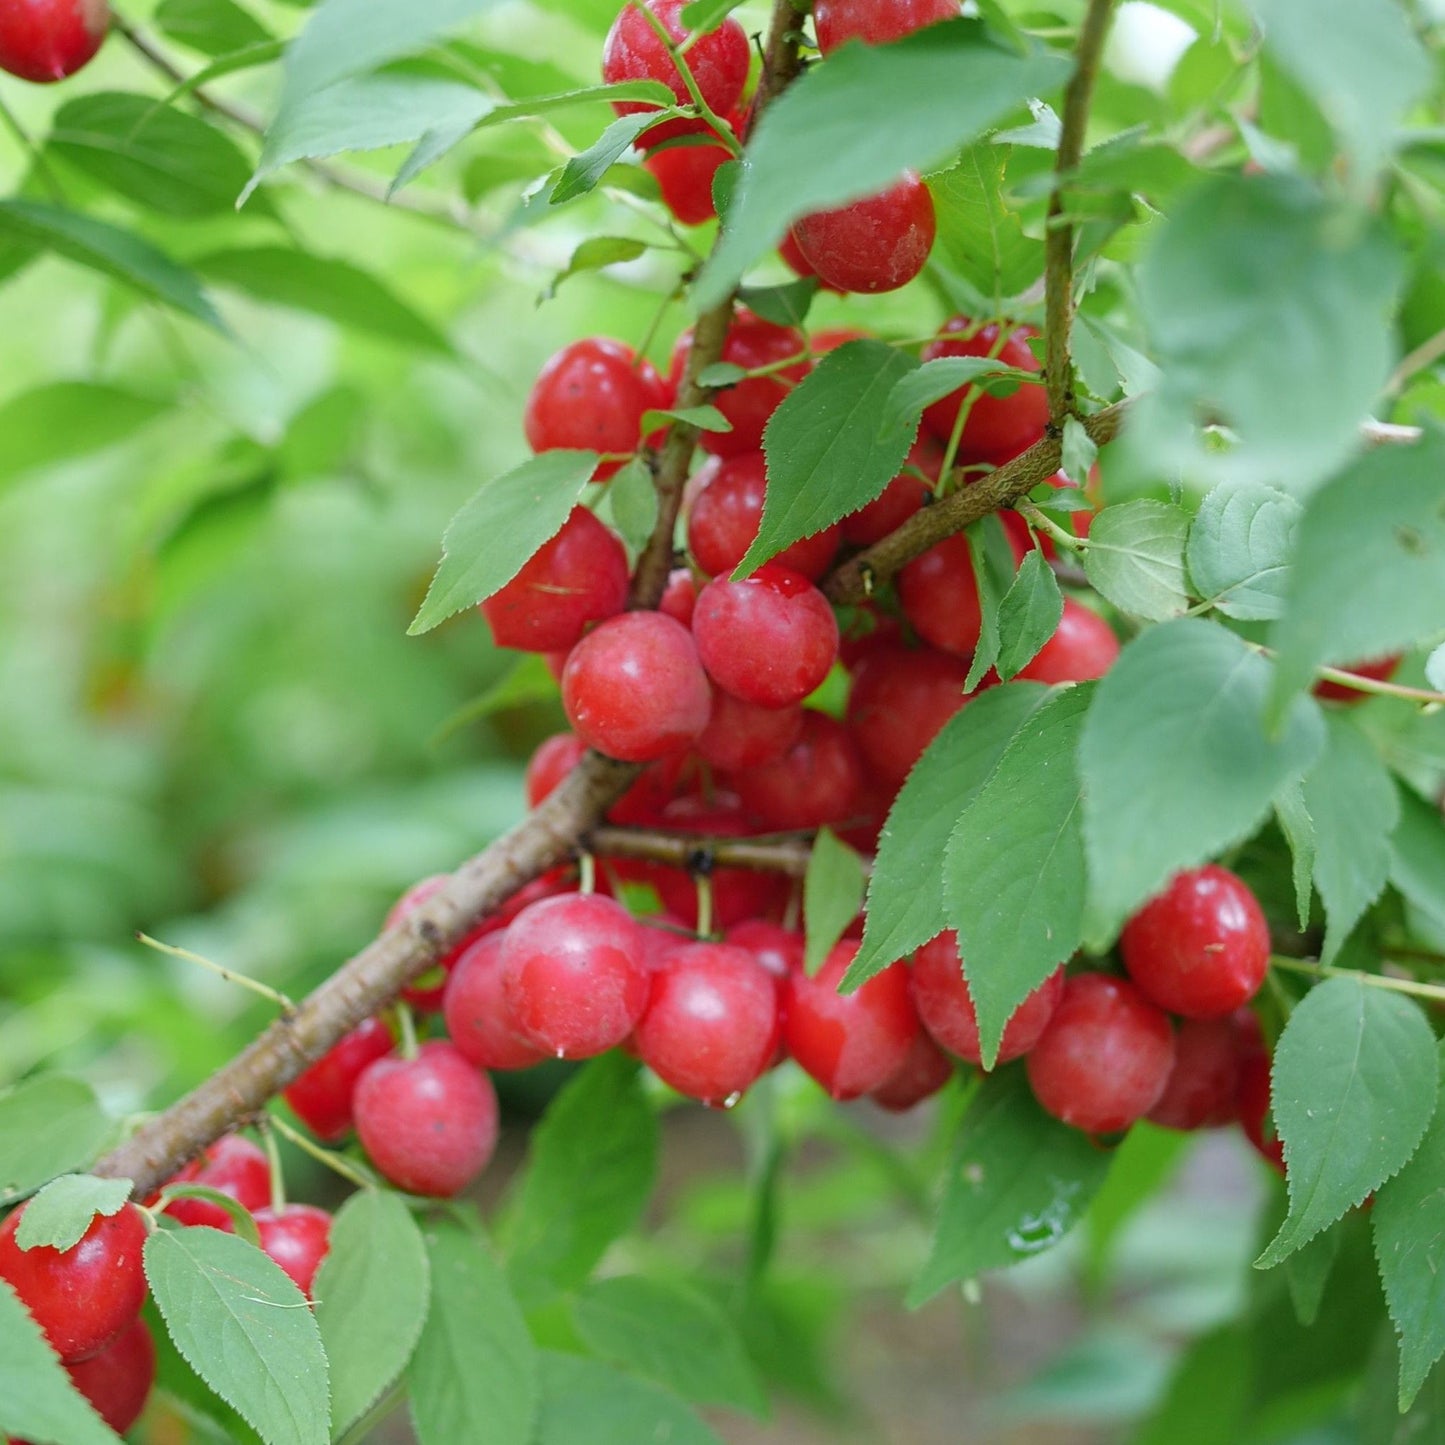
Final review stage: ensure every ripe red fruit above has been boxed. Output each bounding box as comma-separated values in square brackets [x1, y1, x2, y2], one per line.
[562, 611, 712, 761]
[0, 1203, 148, 1364]
[896, 532, 985, 659]
[784, 941, 920, 1100]
[283, 1016, 394, 1142]
[253, 1205, 332, 1298]
[688, 452, 841, 580]
[645, 130, 732, 225]
[692, 565, 839, 708]
[730, 710, 863, 831]
[1120, 865, 1271, 1019]
[1235, 1018, 1285, 1174]
[869, 1031, 954, 1112]
[354, 1041, 499, 1197]
[921, 320, 1049, 466]
[444, 932, 550, 1070]
[1312, 653, 1403, 704]
[502, 893, 649, 1057]
[840, 439, 939, 545]
[1147, 1015, 1247, 1131]
[810, 327, 871, 355]
[524, 339, 668, 479]
[648, 795, 791, 929]
[525, 732, 589, 809]
[672, 313, 809, 457]
[63, 1317, 155, 1435]
[1016, 598, 1120, 684]
[726, 919, 804, 977]
[1026, 974, 1175, 1134]
[813, 0, 958, 51]
[0, 0, 107, 83]
[697, 689, 805, 771]
[481, 507, 630, 654]
[792, 172, 937, 294]
[659, 567, 698, 627]
[845, 644, 971, 785]
[385, 873, 481, 1012]
[635, 943, 782, 1103]
[911, 934, 1065, 1066]
[777, 231, 844, 293]
[164, 1135, 271, 1232]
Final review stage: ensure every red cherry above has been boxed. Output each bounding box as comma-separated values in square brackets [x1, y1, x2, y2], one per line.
[562, 611, 712, 762]
[650, 795, 791, 929]
[1312, 654, 1403, 704]
[813, 0, 958, 51]
[810, 327, 871, 355]
[921, 320, 1048, 466]
[63, 1317, 154, 1435]
[840, 438, 939, 545]
[730, 710, 863, 831]
[1235, 1018, 1285, 1174]
[911, 934, 1065, 1066]
[1016, 598, 1120, 684]
[385, 874, 479, 1012]
[501, 893, 649, 1057]
[697, 689, 805, 771]
[480, 507, 629, 653]
[845, 644, 971, 785]
[354, 1041, 499, 1197]
[1025, 974, 1175, 1134]
[692, 565, 839, 708]
[777, 231, 844, 293]
[1120, 865, 1270, 1019]
[253, 1205, 332, 1298]
[645, 131, 732, 225]
[525, 732, 589, 809]
[1147, 1015, 1246, 1131]
[659, 567, 698, 627]
[635, 943, 782, 1103]
[524, 338, 668, 479]
[0, 1203, 148, 1364]
[869, 1031, 955, 1112]
[283, 1016, 394, 1142]
[0, 0, 107, 83]
[164, 1135, 271, 1232]
[687, 452, 841, 580]
[792, 172, 936, 294]
[444, 932, 550, 1070]
[784, 941, 920, 1100]
[896, 532, 984, 659]
[725, 919, 805, 977]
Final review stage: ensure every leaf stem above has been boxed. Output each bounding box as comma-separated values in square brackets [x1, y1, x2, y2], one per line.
[267, 1113, 379, 1192]
[136, 933, 296, 1014]
[1270, 955, 1445, 1006]
[635, 4, 742, 156]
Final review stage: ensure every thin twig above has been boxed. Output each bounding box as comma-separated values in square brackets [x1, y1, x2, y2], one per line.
[1271, 955, 1445, 1006]
[589, 825, 826, 878]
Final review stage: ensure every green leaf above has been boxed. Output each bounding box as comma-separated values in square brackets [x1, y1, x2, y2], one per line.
[1130, 1326, 1252, 1445]
[1269, 432, 1445, 715]
[572, 1275, 767, 1416]
[744, 340, 919, 576]
[963, 516, 1021, 693]
[882, 355, 1019, 431]
[1300, 716, 1400, 962]
[156, 0, 272, 57]
[848, 683, 1048, 989]
[928, 145, 1044, 306]
[679, 0, 744, 27]
[1080, 619, 1326, 937]
[694, 20, 1070, 307]
[409, 451, 599, 635]
[735, 277, 817, 329]
[545, 236, 650, 298]
[1273, 778, 1316, 930]
[1282, 1212, 1348, 1327]
[0, 200, 222, 331]
[0, 1280, 122, 1445]
[535, 1351, 723, 1445]
[1082, 500, 1192, 621]
[314, 1191, 430, 1440]
[1390, 786, 1445, 932]
[1186, 482, 1301, 620]
[505, 1054, 658, 1295]
[944, 685, 1091, 1069]
[803, 827, 866, 975]
[0, 382, 169, 488]
[156, 1184, 261, 1247]
[0, 1076, 113, 1207]
[642, 404, 732, 434]
[1060, 416, 1097, 486]
[1256, 976, 1438, 1269]
[994, 549, 1064, 681]
[550, 113, 668, 204]
[910, 1068, 1114, 1304]
[194, 248, 452, 354]
[15, 1175, 131, 1253]
[145, 1227, 331, 1445]
[410, 1220, 537, 1445]
[605, 455, 658, 552]
[1375, 1041, 1445, 1409]
[1083, 1124, 1189, 1283]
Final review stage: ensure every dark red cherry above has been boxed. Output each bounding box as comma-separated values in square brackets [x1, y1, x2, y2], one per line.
[725, 919, 805, 977]
[1147, 1014, 1248, 1131]
[896, 532, 985, 659]
[1235, 1014, 1285, 1174]
[869, 1030, 955, 1112]
[645, 128, 733, 225]
[845, 644, 971, 785]
[791, 171, 936, 294]
[697, 689, 805, 772]
[63, 1317, 154, 1435]
[921, 320, 1048, 466]
[729, 710, 863, 831]
[0, 0, 107, 83]
[1312, 654, 1404, 704]
[283, 1016, 394, 1142]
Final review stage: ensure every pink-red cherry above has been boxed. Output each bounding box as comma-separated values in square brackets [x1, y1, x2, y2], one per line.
[1120, 865, 1270, 1019]
[645, 129, 732, 225]
[0, 0, 107, 83]
[778, 231, 844, 293]
[0, 1203, 148, 1364]
[63, 1317, 154, 1435]
[384, 873, 479, 1012]
[921, 320, 1048, 466]
[525, 732, 589, 809]
[730, 710, 863, 831]
[792, 172, 936, 294]
[697, 689, 805, 772]
[1016, 598, 1120, 684]
[659, 567, 698, 627]
[845, 644, 971, 785]
[813, 0, 958, 51]
[896, 532, 986, 659]
[354, 1041, 499, 1197]
[784, 941, 920, 1100]
[254, 1205, 332, 1298]
[1025, 974, 1175, 1134]
[726, 919, 805, 978]
[1147, 1014, 1247, 1131]
[841, 439, 939, 545]
[1235, 1017, 1285, 1174]
[283, 1016, 394, 1142]
[164, 1135, 271, 1232]
[444, 932, 550, 1070]
[562, 611, 712, 761]
[1312, 654, 1404, 704]
[869, 1031, 955, 1112]
[481, 507, 629, 654]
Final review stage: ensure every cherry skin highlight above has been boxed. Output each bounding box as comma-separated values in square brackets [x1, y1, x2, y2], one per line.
[792, 171, 937, 294]
[353, 1041, 499, 1197]
[921, 320, 1049, 466]
[0, 0, 107, 83]
[0, 1202, 148, 1364]
[481, 507, 629, 654]
[897, 533, 986, 659]
[444, 931, 550, 1070]
[163, 1134, 271, 1232]
[1017, 598, 1120, 684]
[63, 1317, 155, 1435]
[1147, 1014, 1249, 1131]
[282, 1016, 394, 1142]
[254, 1204, 332, 1298]
[562, 610, 712, 761]
[729, 710, 863, 831]
[911, 934, 1065, 1066]
[813, 0, 958, 52]
[1120, 865, 1271, 1019]
[1026, 974, 1175, 1134]
[845, 643, 971, 785]
[726, 919, 805, 978]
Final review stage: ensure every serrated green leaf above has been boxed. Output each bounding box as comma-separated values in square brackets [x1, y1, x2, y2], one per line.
[1282, 1211, 1349, 1327]
[1080, 619, 1326, 937]
[156, 0, 272, 57]
[409, 451, 599, 635]
[995, 549, 1063, 681]
[536, 1351, 724, 1445]
[803, 827, 866, 975]
[1273, 778, 1315, 930]
[410, 1220, 537, 1445]
[881, 355, 1017, 435]
[928, 145, 1044, 306]
[0, 1076, 113, 1207]
[735, 278, 816, 329]
[314, 1191, 430, 1440]
[642, 405, 731, 434]
[605, 455, 659, 552]
[1083, 500, 1192, 621]
[963, 515, 1019, 692]
[1186, 482, 1301, 620]
[910, 1068, 1114, 1304]
[0, 382, 169, 489]
[551, 113, 668, 204]
[145, 1227, 330, 1445]
[945, 685, 1091, 1069]
[848, 683, 1048, 989]
[15, 1175, 131, 1253]
[546, 236, 650, 299]
[1257, 976, 1437, 1269]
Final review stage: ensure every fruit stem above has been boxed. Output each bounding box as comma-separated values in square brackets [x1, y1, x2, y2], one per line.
[135, 932, 296, 1014]
[394, 1002, 420, 1062]
[635, 4, 743, 156]
[268, 1112, 379, 1193]
[1270, 955, 1445, 1006]
[258, 1117, 287, 1215]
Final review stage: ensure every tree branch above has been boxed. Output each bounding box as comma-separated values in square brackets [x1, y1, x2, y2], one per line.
[589, 825, 822, 878]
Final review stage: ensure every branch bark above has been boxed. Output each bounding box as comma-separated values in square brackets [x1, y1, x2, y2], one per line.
[589, 825, 822, 878]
